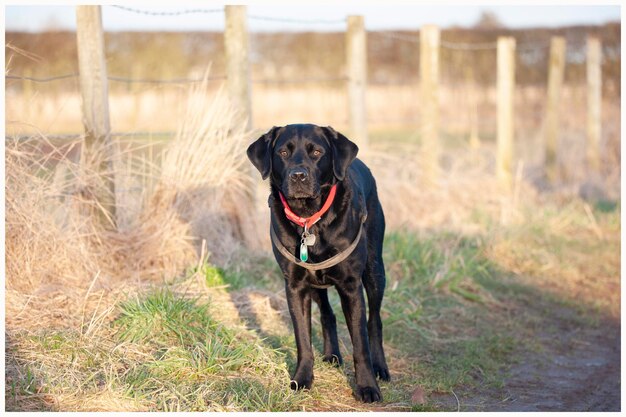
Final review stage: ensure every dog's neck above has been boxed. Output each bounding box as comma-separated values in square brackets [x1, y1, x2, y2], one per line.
[274, 183, 338, 219]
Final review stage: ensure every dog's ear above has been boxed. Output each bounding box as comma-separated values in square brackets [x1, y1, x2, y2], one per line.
[247, 126, 282, 180]
[322, 126, 359, 181]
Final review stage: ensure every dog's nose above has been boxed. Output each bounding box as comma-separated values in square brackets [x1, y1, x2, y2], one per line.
[289, 168, 308, 182]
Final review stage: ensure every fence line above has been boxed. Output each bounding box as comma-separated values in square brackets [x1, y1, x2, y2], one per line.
[6, 131, 177, 141]
[108, 75, 226, 84]
[110, 5, 344, 25]
[6, 74, 226, 84]
[252, 76, 347, 84]
[6, 73, 79, 82]
[111, 5, 222, 16]
[8, 74, 345, 85]
[10, 5, 605, 192]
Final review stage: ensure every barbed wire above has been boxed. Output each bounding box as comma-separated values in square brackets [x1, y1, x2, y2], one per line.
[108, 75, 226, 84]
[440, 39, 553, 51]
[8, 74, 348, 86]
[252, 76, 347, 85]
[5, 133, 83, 141]
[6, 73, 79, 82]
[110, 5, 222, 16]
[6, 131, 177, 141]
[111, 5, 345, 25]
[6, 74, 226, 84]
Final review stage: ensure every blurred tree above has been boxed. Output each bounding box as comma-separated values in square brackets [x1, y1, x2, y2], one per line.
[474, 11, 505, 29]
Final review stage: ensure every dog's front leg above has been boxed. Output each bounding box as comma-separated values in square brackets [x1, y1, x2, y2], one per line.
[285, 281, 314, 390]
[337, 281, 382, 403]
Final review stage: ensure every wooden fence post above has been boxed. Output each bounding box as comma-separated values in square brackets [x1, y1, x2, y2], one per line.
[76, 5, 117, 227]
[346, 15, 368, 151]
[224, 5, 259, 247]
[465, 66, 480, 148]
[497, 36, 516, 190]
[225, 5, 252, 130]
[420, 24, 440, 184]
[544, 36, 566, 183]
[586, 36, 602, 175]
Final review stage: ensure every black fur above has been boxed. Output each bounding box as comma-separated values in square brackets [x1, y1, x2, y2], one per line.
[247, 124, 389, 403]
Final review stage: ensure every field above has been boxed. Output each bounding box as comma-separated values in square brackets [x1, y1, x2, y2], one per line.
[5, 16, 622, 409]
[5, 72, 621, 411]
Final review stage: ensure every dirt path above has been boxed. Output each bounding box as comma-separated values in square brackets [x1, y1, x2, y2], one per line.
[432, 305, 621, 411]
[481, 323, 618, 411]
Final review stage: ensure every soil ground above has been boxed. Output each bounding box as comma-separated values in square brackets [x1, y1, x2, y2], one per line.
[432, 309, 620, 411]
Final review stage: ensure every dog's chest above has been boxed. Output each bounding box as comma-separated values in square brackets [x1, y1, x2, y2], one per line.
[304, 269, 335, 289]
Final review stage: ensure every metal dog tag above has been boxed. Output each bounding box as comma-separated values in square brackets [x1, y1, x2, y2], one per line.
[304, 233, 316, 246]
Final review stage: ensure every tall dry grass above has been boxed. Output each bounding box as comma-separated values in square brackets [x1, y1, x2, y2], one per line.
[6, 77, 254, 332]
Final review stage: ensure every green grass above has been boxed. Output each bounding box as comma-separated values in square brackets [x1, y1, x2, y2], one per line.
[113, 289, 303, 411]
[189, 257, 283, 292]
[374, 231, 518, 400]
[6, 199, 619, 411]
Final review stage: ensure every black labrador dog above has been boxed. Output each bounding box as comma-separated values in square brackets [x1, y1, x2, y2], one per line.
[247, 124, 389, 403]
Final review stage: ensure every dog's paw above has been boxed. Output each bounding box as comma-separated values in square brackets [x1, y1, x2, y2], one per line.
[355, 384, 382, 403]
[373, 363, 390, 381]
[322, 353, 343, 367]
[290, 378, 313, 391]
[290, 370, 314, 391]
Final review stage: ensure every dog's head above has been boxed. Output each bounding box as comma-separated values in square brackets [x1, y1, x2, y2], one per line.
[247, 124, 358, 199]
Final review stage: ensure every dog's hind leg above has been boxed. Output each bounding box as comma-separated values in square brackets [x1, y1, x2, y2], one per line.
[363, 202, 391, 381]
[363, 258, 390, 381]
[285, 282, 315, 390]
[312, 288, 343, 366]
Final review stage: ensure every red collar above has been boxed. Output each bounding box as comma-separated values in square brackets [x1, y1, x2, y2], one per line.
[278, 184, 338, 229]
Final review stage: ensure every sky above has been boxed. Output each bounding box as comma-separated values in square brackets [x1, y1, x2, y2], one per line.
[5, 4, 621, 32]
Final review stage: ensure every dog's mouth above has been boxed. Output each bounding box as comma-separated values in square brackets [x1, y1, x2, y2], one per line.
[288, 192, 320, 200]
[283, 186, 319, 200]
[282, 182, 320, 200]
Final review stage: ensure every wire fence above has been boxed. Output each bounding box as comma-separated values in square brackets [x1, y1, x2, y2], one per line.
[6, 73, 348, 85]
[5, 5, 575, 88]
[6, 5, 617, 186]
[6, 132, 177, 141]
[5, 6, 609, 93]
[6, 74, 226, 84]
[110, 5, 222, 16]
[111, 5, 346, 25]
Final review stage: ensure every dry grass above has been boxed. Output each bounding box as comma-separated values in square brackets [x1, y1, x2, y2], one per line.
[5, 76, 254, 330]
[5, 69, 621, 411]
[364, 142, 527, 234]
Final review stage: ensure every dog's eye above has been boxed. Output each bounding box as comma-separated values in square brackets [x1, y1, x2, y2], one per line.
[312, 150, 322, 157]
[278, 150, 289, 157]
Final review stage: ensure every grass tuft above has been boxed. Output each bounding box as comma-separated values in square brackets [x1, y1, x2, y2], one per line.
[110, 288, 308, 411]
